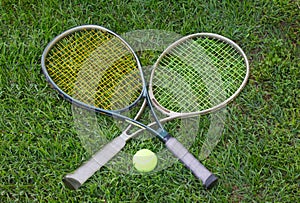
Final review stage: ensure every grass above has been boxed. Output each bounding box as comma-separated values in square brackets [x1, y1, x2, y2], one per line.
[1, 0, 299, 202]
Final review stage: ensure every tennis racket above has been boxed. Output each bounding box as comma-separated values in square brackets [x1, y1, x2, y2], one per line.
[41, 25, 249, 190]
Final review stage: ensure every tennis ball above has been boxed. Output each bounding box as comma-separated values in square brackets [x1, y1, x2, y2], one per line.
[133, 149, 158, 172]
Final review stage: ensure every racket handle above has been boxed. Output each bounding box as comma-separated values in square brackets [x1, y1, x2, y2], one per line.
[63, 136, 126, 190]
[165, 137, 218, 189]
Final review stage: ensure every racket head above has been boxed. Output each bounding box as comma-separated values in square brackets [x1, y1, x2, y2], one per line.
[149, 33, 250, 117]
[41, 25, 146, 114]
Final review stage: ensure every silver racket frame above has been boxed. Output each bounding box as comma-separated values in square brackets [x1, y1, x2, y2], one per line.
[41, 25, 147, 115]
[149, 33, 250, 117]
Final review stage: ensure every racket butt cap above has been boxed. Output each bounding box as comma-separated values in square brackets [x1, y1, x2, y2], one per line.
[204, 174, 218, 189]
[63, 176, 82, 190]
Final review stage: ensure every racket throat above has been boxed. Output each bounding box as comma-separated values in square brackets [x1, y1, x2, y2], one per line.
[157, 128, 171, 142]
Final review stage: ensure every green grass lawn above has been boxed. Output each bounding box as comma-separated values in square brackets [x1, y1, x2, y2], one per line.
[1, 0, 299, 202]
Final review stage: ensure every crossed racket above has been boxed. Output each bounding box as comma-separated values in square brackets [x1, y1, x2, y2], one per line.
[41, 25, 249, 190]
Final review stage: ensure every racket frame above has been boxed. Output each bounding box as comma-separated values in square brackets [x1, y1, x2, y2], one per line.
[41, 25, 165, 138]
[149, 33, 250, 117]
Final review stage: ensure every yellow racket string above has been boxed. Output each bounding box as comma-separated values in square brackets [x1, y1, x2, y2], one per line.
[45, 29, 142, 110]
[153, 36, 246, 113]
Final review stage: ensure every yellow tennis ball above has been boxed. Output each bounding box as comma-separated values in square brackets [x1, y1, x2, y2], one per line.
[133, 149, 158, 172]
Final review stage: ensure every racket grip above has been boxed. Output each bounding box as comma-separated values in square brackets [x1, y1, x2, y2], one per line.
[63, 136, 126, 190]
[165, 137, 218, 189]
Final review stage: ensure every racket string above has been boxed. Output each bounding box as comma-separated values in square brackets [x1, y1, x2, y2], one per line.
[45, 28, 143, 111]
[46, 29, 112, 95]
[152, 35, 247, 113]
[170, 41, 227, 106]
[196, 37, 247, 86]
[77, 35, 143, 110]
